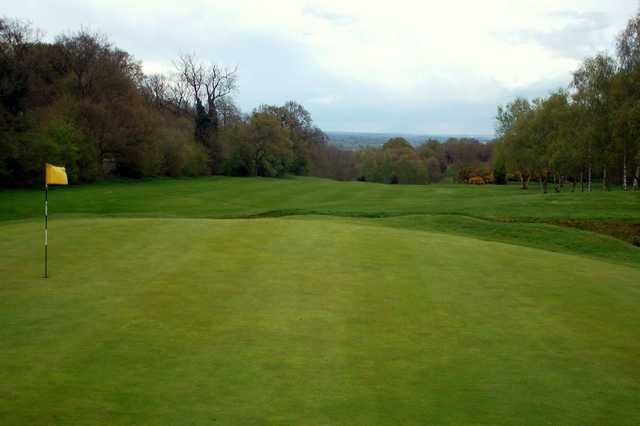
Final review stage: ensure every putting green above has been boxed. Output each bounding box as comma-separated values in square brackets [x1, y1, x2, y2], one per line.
[1, 217, 639, 425]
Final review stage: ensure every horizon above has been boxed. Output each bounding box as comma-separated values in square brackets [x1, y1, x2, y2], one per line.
[324, 129, 495, 138]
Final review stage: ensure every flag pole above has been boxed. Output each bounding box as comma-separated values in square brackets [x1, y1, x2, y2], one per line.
[45, 181, 48, 278]
[43, 162, 68, 278]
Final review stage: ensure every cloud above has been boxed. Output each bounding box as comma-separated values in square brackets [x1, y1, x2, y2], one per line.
[497, 10, 612, 59]
[303, 7, 355, 26]
[7, 0, 640, 135]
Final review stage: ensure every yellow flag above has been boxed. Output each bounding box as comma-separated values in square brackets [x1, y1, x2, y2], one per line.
[45, 163, 68, 185]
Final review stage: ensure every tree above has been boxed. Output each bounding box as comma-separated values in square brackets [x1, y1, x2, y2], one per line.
[0, 18, 41, 116]
[176, 54, 237, 172]
[496, 98, 532, 138]
[547, 99, 582, 192]
[424, 157, 442, 183]
[528, 91, 574, 193]
[309, 144, 357, 181]
[356, 148, 385, 182]
[613, 15, 640, 191]
[376, 138, 427, 184]
[617, 13, 640, 73]
[571, 53, 617, 191]
[256, 101, 323, 175]
[497, 98, 535, 189]
[246, 111, 293, 177]
[417, 139, 447, 173]
[492, 140, 507, 185]
[609, 72, 640, 191]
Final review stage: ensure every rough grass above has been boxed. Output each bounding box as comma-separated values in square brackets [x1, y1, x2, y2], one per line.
[1, 176, 640, 425]
[552, 220, 640, 245]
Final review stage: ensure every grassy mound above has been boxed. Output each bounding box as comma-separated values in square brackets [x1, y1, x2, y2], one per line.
[2, 176, 639, 266]
[1, 217, 639, 425]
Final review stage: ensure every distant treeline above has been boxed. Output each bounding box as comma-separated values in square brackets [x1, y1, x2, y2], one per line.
[323, 132, 497, 184]
[326, 131, 493, 150]
[341, 137, 493, 184]
[494, 12, 640, 192]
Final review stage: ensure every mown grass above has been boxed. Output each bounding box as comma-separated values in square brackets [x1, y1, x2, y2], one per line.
[1, 218, 639, 425]
[2, 176, 638, 265]
[294, 214, 640, 267]
[1, 176, 640, 424]
[1, 176, 639, 221]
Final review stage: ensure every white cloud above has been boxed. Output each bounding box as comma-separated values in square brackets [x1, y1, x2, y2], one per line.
[7, 0, 640, 134]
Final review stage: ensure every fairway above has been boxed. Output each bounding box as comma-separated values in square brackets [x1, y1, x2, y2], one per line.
[3, 176, 640, 222]
[1, 178, 640, 425]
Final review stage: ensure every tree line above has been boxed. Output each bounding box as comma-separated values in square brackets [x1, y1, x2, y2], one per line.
[7, 12, 640, 190]
[494, 12, 640, 192]
[0, 16, 497, 188]
[351, 137, 494, 184]
[0, 17, 336, 186]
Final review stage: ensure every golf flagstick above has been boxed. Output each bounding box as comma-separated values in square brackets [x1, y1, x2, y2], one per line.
[43, 163, 68, 278]
[44, 182, 48, 278]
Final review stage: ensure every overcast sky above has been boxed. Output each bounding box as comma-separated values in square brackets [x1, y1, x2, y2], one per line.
[10, 0, 640, 135]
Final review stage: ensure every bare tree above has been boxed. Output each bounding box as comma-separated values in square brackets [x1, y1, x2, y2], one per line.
[0, 17, 42, 52]
[167, 74, 189, 112]
[176, 54, 205, 108]
[142, 73, 168, 107]
[175, 54, 237, 125]
[204, 63, 237, 122]
[216, 96, 242, 127]
[142, 72, 191, 114]
[175, 54, 237, 172]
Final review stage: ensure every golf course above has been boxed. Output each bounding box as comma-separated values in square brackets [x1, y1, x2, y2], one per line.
[1, 176, 639, 425]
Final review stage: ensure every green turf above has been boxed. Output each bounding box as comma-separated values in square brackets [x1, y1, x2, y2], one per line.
[2, 176, 638, 265]
[1, 218, 639, 425]
[2, 176, 639, 222]
[1, 177, 640, 424]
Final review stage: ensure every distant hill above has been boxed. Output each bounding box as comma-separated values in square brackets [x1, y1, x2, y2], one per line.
[326, 131, 494, 149]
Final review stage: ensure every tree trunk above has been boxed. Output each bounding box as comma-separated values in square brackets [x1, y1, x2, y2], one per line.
[588, 164, 592, 193]
[634, 166, 640, 191]
[542, 176, 548, 194]
[519, 173, 525, 190]
[580, 171, 584, 192]
[525, 175, 530, 190]
[602, 167, 607, 191]
[554, 175, 561, 193]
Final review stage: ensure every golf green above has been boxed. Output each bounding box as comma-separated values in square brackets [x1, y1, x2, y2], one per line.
[1, 217, 639, 425]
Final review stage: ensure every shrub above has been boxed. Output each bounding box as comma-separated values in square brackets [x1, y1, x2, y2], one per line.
[158, 126, 209, 177]
[182, 142, 209, 176]
[469, 176, 485, 185]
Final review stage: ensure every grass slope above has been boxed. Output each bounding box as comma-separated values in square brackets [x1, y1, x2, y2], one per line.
[369, 215, 640, 266]
[2, 176, 640, 221]
[1, 218, 640, 425]
[2, 176, 638, 265]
